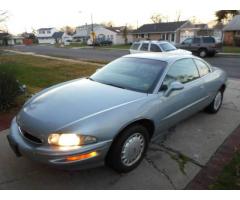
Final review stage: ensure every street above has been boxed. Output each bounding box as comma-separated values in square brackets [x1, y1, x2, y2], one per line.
[9, 45, 240, 79]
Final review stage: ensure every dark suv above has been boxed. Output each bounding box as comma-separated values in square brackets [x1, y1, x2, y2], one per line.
[177, 36, 222, 58]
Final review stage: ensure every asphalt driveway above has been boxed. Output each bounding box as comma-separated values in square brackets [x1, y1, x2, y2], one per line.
[0, 79, 240, 189]
[8, 45, 240, 79]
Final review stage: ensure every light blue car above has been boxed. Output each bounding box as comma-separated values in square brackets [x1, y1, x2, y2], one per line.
[7, 53, 227, 173]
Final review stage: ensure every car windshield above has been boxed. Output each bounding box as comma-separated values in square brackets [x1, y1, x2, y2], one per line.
[160, 43, 177, 52]
[90, 57, 167, 93]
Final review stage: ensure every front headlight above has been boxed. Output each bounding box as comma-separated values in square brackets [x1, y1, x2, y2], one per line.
[48, 133, 97, 147]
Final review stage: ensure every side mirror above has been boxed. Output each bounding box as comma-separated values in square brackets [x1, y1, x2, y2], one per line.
[164, 81, 184, 97]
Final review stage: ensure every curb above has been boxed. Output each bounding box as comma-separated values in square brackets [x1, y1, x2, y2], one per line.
[217, 53, 240, 58]
[186, 124, 240, 189]
[3, 49, 104, 67]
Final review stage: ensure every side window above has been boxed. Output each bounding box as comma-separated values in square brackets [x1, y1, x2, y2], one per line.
[182, 38, 192, 44]
[131, 43, 140, 50]
[140, 43, 149, 51]
[150, 44, 161, 52]
[194, 59, 211, 77]
[193, 37, 201, 44]
[202, 37, 215, 43]
[162, 59, 199, 89]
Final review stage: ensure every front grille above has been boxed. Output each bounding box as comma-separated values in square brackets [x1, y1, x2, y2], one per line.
[19, 128, 42, 144]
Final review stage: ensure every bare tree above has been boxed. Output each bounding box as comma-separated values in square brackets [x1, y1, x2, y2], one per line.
[101, 21, 114, 27]
[60, 26, 75, 35]
[175, 10, 182, 22]
[122, 26, 128, 45]
[0, 10, 8, 31]
[150, 14, 163, 23]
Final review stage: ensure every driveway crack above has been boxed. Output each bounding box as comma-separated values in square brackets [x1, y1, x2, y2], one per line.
[145, 157, 176, 189]
[148, 143, 204, 175]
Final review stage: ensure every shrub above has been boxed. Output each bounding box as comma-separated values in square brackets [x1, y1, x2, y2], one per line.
[0, 71, 21, 111]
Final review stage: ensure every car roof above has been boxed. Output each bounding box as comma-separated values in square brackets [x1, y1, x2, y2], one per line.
[133, 40, 171, 44]
[124, 52, 197, 62]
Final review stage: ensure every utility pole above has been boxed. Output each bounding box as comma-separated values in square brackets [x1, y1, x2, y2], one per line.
[91, 14, 95, 47]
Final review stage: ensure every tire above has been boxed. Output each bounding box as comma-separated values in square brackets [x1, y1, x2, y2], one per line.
[199, 48, 208, 58]
[106, 124, 149, 173]
[205, 90, 223, 113]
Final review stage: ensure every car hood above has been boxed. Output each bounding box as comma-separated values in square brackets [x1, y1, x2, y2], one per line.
[168, 49, 192, 55]
[17, 78, 146, 135]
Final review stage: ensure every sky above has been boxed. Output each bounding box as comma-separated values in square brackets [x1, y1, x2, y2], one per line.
[1, 0, 239, 34]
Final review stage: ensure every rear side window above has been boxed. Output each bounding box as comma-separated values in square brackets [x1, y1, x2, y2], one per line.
[202, 37, 215, 43]
[131, 43, 140, 50]
[150, 44, 161, 52]
[140, 43, 149, 51]
[194, 59, 211, 76]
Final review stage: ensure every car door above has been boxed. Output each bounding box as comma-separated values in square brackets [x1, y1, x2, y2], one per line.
[180, 38, 193, 50]
[193, 58, 216, 105]
[139, 42, 149, 53]
[190, 37, 201, 53]
[156, 58, 206, 131]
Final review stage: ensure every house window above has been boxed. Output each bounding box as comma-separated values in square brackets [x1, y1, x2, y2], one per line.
[166, 33, 169, 40]
[171, 33, 175, 42]
[236, 31, 240, 37]
[47, 30, 51, 34]
[141, 34, 144, 38]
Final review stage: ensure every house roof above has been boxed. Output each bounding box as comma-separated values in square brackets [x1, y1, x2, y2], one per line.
[52, 32, 64, 39]
[223, 15, 240, 31]
[132, 21, 188, 34]
[38, 27, 54, 31]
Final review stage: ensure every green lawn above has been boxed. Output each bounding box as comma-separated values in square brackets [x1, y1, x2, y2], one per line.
[210, 152, 240, 189]
[223, 46, 240, 53]
[100, 44, 131, 50]
[0, 53, 99, 94]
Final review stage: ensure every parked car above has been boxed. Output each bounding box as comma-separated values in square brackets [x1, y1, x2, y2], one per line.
[87, 38, 112, 46]
[130, 40, 191, 55]
[177, 36, 222, 58]
[7, 53, 227, 173]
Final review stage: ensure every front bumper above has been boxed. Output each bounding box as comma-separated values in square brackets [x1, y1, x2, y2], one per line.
[8, 117, 112, 170]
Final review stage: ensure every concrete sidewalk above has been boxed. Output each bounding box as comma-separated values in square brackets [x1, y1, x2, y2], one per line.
[0, 79, 240, 189]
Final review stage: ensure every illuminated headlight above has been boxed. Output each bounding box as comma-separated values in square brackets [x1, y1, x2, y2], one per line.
[48, 133, 97, 147]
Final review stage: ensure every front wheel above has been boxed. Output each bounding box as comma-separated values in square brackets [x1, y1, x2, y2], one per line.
[106, 125, 149, 173]
[199, 49, 208, 58]
[205, 90, 223, 113]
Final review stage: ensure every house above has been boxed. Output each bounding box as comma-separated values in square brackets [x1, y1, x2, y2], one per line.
[36, 27, 57, 44]
[52, 31, 73, 44]
[73, 24, 133, 44]
[223, 15, 240, 46]
[179, 22, 223, 43]
[0, 32, 23, 46]
[131, 21, 191, 44]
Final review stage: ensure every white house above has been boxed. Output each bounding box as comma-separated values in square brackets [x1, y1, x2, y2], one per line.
[36, 28, 72, 44]
[73, 24, 133, 44]
[36, 27, 57, 44]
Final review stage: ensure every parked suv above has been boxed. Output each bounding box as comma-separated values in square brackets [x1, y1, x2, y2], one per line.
[130, 40, 191, 55]
[177, 36, 222, 58]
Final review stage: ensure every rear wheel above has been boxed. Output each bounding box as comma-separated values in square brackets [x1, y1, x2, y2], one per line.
[106, 124, 149, 173]
[205, 90, 223, 113]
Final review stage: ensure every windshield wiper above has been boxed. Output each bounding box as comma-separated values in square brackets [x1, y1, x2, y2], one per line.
[104, 82, 126, 89]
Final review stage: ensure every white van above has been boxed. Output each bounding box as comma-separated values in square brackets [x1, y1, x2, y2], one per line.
[130, 40, 191, 55]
